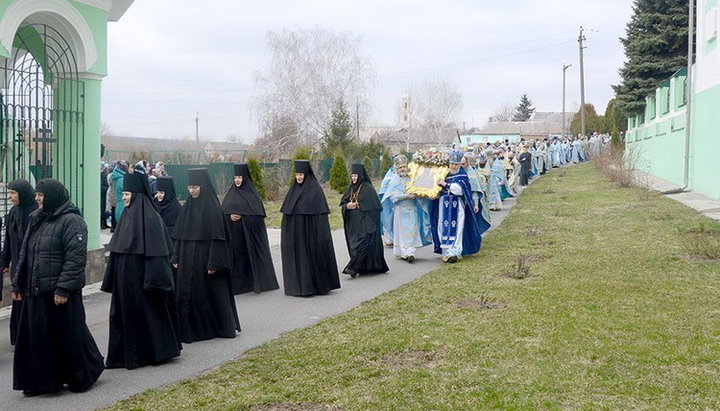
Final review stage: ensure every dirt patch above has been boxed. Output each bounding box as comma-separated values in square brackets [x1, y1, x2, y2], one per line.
[251, 403, 343, 411]
[682, 232, 720, 260]
[652, 212, 675, 221]
[525, 226, 541, 237]
[456, 296, 506, 310]
[678, 254, 719, 263]
[374, 349, 446, 370]
[540, 188, 556, 195]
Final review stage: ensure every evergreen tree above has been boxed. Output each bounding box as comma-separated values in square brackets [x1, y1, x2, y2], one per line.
[602, 98, 627, 137]
[322, 99, 355, 157]
[512, 93, 535, 121]
[329, 147, 350, 194]
[613, 0, 691, 116]
[362, 156, 373, 179]
[247, 157, 266, 200]
[570, 104, 604, 136]
[379, 153, 393, 176]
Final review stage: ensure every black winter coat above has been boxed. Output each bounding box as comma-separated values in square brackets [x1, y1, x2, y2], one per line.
[12, 201, 88, 298]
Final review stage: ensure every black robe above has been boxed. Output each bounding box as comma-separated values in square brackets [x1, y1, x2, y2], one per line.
[222, 174, 279, 294]
[102, 179, 181, 369]
[172, 170, 240, 342]
[153, 190, 182, 236]
[518, 152, 532, 186]
[340, 165, 389, 275]
[280, 161, 340, 296]
[13, 180, 104, 393]
[2, 179, 37, 345]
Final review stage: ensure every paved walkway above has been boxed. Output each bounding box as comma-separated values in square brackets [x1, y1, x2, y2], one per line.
[0, 178, 536, 410]
[633, 170, 720, 222]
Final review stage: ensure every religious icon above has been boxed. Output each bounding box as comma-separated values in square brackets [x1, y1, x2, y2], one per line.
[406, 162, 449, 199]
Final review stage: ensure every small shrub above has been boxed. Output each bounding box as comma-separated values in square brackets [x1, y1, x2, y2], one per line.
[380, 153, 393, 176]
[329, 147, 350, 194]
[362, 155, 373, 179]
[213, 173, 231, 203]
[247, 157, 266, 200]
[593, 144, 640, 188]
[263, 166, 289, 201]
[504, 254, 533, 279]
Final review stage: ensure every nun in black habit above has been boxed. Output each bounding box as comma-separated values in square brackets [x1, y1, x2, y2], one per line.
[221, 163, 279, 294]
[340, 164, 389, 277]
[153, 176, 182, 236]
[101, 173, 181, 369]
[280, 160, 340, 296]
[172, 168, 240, 343]
[518, 148, 532, 186]
[2, 179, 38, 345]
[12, 179, 104, 394]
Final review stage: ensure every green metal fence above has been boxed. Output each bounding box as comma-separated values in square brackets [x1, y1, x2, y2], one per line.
[162, 156, 389, 200]
[165, 163, 236, 201]
[103, 149, 246, 166]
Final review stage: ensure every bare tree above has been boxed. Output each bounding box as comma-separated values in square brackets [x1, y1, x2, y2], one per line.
[101, 122, 113, 139]
[488, 104, 516, 122]
[251, 114, 301, 155]
[410, 77, 463, 147]
[252, 28, 376, 151]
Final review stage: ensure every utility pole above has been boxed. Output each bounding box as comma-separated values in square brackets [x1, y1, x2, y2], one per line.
[562, 63, 572, 140]
[195, 111, 199, 143]
[578, 26, 587, 138]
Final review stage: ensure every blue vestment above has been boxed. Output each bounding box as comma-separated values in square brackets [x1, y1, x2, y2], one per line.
[381, 174, 432, 255]
[430, 168, 482, 256]
[378, 167, 395, 242]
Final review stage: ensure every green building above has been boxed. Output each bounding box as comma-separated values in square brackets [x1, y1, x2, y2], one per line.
[626, 1, 720, 200]
[0, 0, 133, 248]
[0, 0, 133, 303]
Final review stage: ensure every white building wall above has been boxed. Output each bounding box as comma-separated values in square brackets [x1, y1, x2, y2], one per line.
[696, 0, 720, 93]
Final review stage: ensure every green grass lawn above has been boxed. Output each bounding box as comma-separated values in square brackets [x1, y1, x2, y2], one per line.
[264, 183, 345, 230]
[107, 163, 720, 410]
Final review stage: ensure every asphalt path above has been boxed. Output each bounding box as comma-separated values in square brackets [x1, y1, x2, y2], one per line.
[0, 182, 530, 410]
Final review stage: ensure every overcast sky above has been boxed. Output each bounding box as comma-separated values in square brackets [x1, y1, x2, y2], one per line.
[102, 0, 633, 142]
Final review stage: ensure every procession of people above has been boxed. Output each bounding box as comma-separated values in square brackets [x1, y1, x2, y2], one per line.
[0, 135, 609, 396]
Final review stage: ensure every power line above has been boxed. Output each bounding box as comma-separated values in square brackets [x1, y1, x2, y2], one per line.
[381, 39, 576, 80]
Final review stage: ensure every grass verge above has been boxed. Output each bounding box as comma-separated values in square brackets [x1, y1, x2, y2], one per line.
[107, 163, 720, 410]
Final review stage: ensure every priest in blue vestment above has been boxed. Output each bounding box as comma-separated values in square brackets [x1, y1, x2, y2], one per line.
[430, 150, 483, 263]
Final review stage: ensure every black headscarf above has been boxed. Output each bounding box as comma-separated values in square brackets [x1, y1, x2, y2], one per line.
[34, 179, 70, 216]
[172, 168, 230, 241]
[7, 179, 38, 236]
[221, 163, 266, 217]
[153, 176, 182, 225]
[340, 164, 382, 211]
[108, 173, 173, 256]
[280, 160, 330, 215]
